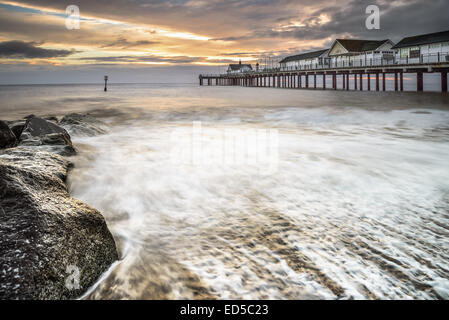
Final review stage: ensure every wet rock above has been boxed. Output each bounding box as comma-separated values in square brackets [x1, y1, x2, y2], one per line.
[21, 117, 66, 138]
[0, 147, 118, 299]
[19, 117, 76, 156]
[43, 116, 59, 123]
[60, 113, 106, 136]
[8, 121, 26, 139]
[0, 120, 17, 149]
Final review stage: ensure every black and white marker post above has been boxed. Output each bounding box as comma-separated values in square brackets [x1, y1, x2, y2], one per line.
[104, 75, 108, 91]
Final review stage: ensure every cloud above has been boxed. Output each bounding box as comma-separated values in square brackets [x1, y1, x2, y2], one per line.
[0, 40, 76, 58]
[101, 37, 159, 49]
[0, 0, 448, 69]
[77, 54, 237, 64]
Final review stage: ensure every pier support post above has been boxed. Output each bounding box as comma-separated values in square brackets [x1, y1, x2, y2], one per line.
[400, 72, 404, 91]
[314, 74, 317, 89]
[323, 74, 326, 89]
[359, 73, 363, 91]
[333, 74, 337, 90]
[306, 75, 309, 89]
[354, 74, 357, 90]
[346, 74, 349, 90]
[367, 74, 371, 91]
[417, 71, 423, 92]
[299, 75, 302, 88]
[376, 73, 379, 91]
[394, 72, 398, 91]
[442, 72, 448, 92]
[342, 74, 346, 90]
[382, 73, 386, 91]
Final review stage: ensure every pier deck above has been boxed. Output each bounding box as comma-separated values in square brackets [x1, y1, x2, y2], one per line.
[199, 60, 449, 92]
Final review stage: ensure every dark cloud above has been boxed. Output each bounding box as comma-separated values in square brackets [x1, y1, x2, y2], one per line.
[101, 37, 159, 49]
[4, 1, 449, 45]
[246, 0, 449, 44]
[79, 55, 202, 64]
[0, 40, 76, 58]
[78, 55, 237, 64]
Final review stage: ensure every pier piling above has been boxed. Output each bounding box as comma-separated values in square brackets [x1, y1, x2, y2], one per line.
[417, 71, 424, 92]
[442, 72, 448, 92]
[199, 63, 448, 93]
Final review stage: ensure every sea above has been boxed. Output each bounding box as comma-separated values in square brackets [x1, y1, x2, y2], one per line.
[1, 82, 449, 299]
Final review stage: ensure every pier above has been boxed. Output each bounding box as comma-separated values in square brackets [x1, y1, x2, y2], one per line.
[199, 57, 449, 92]
[200, 29, 449, 93]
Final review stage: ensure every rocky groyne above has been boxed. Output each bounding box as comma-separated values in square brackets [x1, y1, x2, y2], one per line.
[0, 114, 118, 299]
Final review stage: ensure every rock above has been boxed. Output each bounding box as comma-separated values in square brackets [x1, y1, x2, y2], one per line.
[60, 113, 106, 136]
[0, 147, 118, 299]
[21, 117, 67, 138]
[43, 116, 59, 123]
[8, 121, 26, 139]
[19, 117, 76, 156]
[0, 120, 17, 149]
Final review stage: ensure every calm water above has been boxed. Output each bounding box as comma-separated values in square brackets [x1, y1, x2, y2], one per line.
[1, 84, 449, 299]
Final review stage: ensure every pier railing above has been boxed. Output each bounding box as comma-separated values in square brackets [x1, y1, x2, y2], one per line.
[274, 52, 449, 72]
[199, 52, 449, 92]
[200, 52, 449, 77]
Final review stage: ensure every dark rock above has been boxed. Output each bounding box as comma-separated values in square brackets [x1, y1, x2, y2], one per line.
[0, 147, 118, 300]
[0, 120, 17, 149]
[8, 121, 25, 139]
[21, 117, 67, 137]
[60, 113, 107, 136]
[43, 116, 59, 123]
[19, 117, 76, 156]
[23, 114, 36, 120]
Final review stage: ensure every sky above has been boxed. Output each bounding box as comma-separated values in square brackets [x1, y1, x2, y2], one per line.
[0, 0, 448, 84]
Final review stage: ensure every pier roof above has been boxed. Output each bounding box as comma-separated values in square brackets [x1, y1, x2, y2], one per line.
[334, 39, 391, 53]
[392, 30, 449, 49]
[279, 49, 329, 63]
[228, 63, 252, 71]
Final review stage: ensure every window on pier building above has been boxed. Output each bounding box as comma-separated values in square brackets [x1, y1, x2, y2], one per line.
[409, 47, 420, 59]
[400, 48, 409, 58]
[429, 43, 441, 49]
